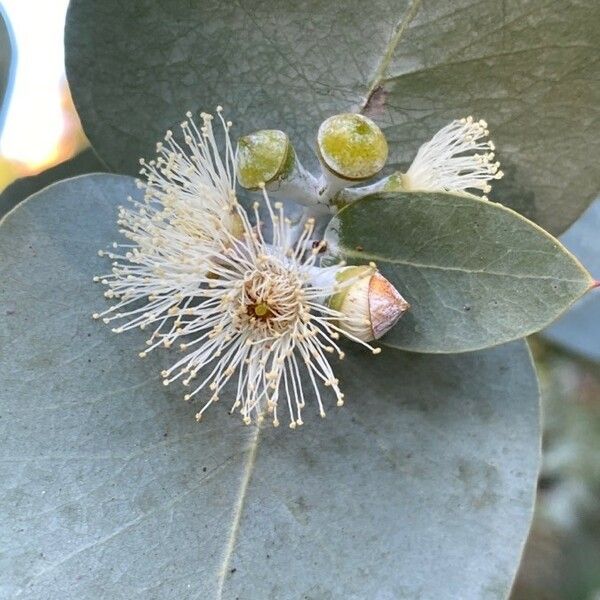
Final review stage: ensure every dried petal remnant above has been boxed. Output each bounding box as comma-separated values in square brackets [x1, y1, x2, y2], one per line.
[368, 272, 410, 339]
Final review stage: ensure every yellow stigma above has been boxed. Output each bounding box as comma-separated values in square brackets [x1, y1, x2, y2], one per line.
[317, 113, 388, 180]
[254, 302, 270, 317]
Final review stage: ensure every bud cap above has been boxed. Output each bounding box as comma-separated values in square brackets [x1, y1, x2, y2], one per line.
[368, 271, 410, 339]
[331, 266, 409, 341]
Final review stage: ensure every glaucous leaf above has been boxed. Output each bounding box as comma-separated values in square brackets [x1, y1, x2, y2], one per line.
[326, 192, 592, 353]
[0, 148, 107, 217]
[64, 0, 600, 234]
[543, 199, 600, 361]
[0, 174, 540, 598]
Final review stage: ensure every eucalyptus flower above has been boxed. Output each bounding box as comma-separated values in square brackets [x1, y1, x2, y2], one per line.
[94, 109, 409, 427]
[156, 192, 392, 427]
[400, 116, 503, 198]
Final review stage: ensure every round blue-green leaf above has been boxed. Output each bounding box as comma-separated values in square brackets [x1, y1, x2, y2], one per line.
[0, 148, 107, 217]
[326, 192, 592, 353]
[543, 199, 600, 361]
[0, 175, 540, 598]
[64, 0, 600, 234]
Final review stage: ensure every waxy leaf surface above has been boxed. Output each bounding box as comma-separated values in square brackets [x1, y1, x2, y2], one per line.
[326, 192, 592, 353]
[543, 199, 600, 361]
[64, 0, 600, 234]
[0, 175, 540, 598]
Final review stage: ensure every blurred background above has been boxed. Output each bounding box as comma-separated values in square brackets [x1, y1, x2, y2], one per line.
[0, 0, 89, 192]
[0, 3, 598, 598]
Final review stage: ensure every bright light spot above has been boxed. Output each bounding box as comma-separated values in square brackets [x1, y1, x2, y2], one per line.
[0, 0, 71, 168]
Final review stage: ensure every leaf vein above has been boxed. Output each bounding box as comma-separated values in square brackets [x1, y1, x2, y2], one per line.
[343, 249, 585, 283]
[215, 424, 262, 599]
[362, 0, 422, 107]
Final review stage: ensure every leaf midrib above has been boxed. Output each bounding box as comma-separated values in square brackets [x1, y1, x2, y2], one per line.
[362, 0, 423, 105]
[215, 422, 262, 599]
[341, 247, 589, 284]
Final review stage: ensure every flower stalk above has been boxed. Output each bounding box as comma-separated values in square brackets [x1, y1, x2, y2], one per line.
[236, 129, 326, 211]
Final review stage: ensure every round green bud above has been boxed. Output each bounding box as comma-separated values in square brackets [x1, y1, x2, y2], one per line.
[236, 130, 294, 190]
[317, 113, 388, 181]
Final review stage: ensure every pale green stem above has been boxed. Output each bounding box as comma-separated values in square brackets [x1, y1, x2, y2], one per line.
[266, 159, 327, 210]
[331, 171, 406, 209]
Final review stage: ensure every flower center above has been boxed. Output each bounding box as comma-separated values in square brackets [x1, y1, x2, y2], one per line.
[240, 262, 304, 332]
[250, 301, 272, 319]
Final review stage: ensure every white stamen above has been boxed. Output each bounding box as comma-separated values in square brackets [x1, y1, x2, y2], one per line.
[95, 111, 242, 341]
[156, 191, 379, 427]
[403, 116, 504, 200]
[96, 116, 382, 427]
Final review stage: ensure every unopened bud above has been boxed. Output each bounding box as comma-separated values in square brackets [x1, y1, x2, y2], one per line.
[330, 266, 409, 341]
[317, 113, 388, 183]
